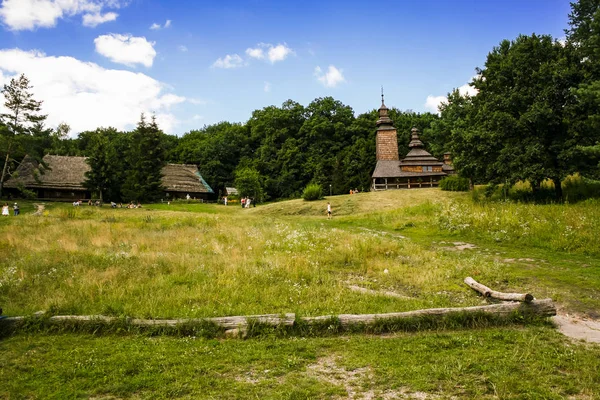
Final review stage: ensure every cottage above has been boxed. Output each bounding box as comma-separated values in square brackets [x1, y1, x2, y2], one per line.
[371, 95, 454, 190]
[161, 163, 214, 200]
[5, 155, 214, 200]
[4, 155, 92, 200]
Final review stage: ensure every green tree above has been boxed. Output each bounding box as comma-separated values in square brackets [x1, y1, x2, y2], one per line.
[0, 74, 47, 197]
[83, 128, 124, 202]
[448, 34, 586, 199]
[122, 114, 166, 202]
[234, 166, 263, 201]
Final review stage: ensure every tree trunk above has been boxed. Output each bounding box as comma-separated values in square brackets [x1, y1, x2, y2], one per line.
[464, 277, 534, 302]
[0, 143, 12, 198]
[302, 299, 556, 325]
[552, 177, 563, 202]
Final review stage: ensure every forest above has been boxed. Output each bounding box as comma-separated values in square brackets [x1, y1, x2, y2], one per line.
[1, 0, 599, 202]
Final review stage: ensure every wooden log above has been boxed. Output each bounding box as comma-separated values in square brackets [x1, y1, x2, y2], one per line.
[464, 277, 534, 302]
[302, 299, 556, 326]
[1, 313, 296, 329]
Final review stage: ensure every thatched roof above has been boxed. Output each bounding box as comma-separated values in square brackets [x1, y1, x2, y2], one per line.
[161, 164, 213, 194]
[4, 155, 89, 190]
[6, 156, 213, 194]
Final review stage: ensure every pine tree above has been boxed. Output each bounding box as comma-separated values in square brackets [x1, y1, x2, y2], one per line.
[0, 74, 47, 197]
[122, 114, 166, 202]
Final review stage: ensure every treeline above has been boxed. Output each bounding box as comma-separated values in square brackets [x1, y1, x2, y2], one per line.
[2, 0, 599, 202]
[2, 95, 440, 201]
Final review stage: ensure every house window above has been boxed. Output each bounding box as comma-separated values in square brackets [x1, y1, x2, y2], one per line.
[422, 166, 432, 172]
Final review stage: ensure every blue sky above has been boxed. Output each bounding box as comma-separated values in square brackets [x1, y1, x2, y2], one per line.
[0, 0, 572, 136]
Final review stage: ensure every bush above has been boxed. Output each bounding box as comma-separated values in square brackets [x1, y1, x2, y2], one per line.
[439, 176, 470, 192]
[302, 183, 323, 201]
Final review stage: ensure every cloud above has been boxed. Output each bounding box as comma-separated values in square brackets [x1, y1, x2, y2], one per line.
[149, 19, 171, 30]
[94, 34, 156, 67]
[0, 0, 125, 30]
[424, 78, 479, 113]
[264, 81, 271, 92]
[246, 47, 264, 60]
[0, 48, 186, 134]
[178, 45, 188, 52]
[212, 54, 244, 69]
[82, 12, 118, 27]
[314, 65, 345, 88]
[245, 43, 294, 63]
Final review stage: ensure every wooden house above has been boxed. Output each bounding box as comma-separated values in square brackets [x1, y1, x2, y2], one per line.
[5, 155, 214, 200]
[371, 96, 454, 190]
[4, 155, 92, 200]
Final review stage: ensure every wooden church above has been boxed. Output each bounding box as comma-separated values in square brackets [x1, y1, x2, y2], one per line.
[371, 95, 454, 190]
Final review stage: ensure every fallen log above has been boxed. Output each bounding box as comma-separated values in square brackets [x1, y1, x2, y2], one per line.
[302, 299, 555, 326]
[464, 277, 534, 302]
[2, 313, 296, 329]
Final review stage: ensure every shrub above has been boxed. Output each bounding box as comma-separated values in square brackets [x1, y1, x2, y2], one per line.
[302, 183, 323, 201]
[439, 176, 470, 192]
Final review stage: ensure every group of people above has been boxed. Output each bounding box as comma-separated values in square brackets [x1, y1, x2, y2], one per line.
[110, 202, 142, 209]
[240, 197, 255, 208]
[1, 202, 19, 216]
[349, 188, 360, 194]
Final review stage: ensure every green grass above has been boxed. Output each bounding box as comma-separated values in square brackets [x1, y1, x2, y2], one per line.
[1, 327, 599, 399]
[2, 190, 600, 398]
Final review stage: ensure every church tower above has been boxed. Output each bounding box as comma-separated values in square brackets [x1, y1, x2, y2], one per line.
[375, 92, 399, 161]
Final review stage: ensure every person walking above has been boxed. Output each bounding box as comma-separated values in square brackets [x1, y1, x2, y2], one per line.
[241, 197, 246, 208]
[13, 203, 19, 216]
[1, 203, 9, 217]
[327, 202, 332, 219]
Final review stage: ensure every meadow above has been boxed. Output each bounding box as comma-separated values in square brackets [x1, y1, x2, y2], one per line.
[1, 190, 600, 399]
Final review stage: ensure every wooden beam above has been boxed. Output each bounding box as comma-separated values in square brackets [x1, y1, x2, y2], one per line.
[302, 299, 555, 326]
[464, 277, 534, 302]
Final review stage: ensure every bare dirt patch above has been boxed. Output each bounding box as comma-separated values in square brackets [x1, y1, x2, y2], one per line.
[438, 241, 477, 251]
[553, 315, 600, 344]
[306, 356, 444, 399]
[347, 285, 414, 300]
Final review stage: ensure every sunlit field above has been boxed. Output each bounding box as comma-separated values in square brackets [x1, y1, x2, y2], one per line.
[1, 189, 600, 399]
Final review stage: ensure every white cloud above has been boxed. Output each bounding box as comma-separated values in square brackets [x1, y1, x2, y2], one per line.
[264, 81, 271, 92]
[0, 0, 125, 30]
[82, 11, 117, 27]
[94, 34, 156, 67]
[0, 48, 186, 134]
[178, 45, 188, 52]
[212, 54, 243, 69]
[245, 43, 294, 63]
[245, 47, 264, 59]
[267, 43, 293, 63]
[149, 19, 171, 30]
[314, 65, 345, 88]
[424, 78, 479, 114]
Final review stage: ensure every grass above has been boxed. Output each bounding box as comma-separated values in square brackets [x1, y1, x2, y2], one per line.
[1, 328, 599, 399]
[1, 190, 600, 398]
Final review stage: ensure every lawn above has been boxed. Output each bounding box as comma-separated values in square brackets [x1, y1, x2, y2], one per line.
[1, 190, 599, 399]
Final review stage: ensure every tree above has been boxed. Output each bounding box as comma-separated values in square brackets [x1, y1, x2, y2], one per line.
[447, 34, 587, 199]
[121, 114, 166, 202]
[234, 167, 263, 201]
[0, 74, 47, 197]
[83, 128, 125, 202]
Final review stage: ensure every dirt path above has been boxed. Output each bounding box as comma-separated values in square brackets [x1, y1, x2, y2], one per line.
[553, 315, 600, 344]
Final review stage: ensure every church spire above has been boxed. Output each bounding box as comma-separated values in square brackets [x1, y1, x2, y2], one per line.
[408, 127, 424, 148]
[377, 88, 392, 127]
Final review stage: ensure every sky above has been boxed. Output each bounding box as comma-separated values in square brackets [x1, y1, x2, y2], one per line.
[0, 0, 572, 136]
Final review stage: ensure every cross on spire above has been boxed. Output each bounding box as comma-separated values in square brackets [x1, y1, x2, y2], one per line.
[381, 86, 384, 105]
